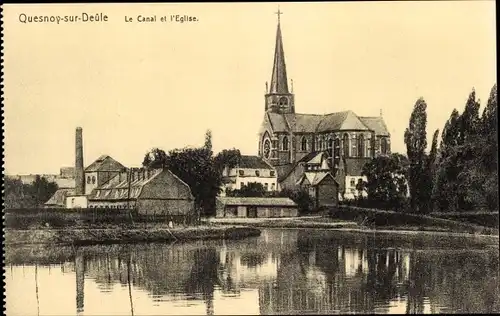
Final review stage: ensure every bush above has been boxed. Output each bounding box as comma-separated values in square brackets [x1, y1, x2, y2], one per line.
[277, 188, 315, 215]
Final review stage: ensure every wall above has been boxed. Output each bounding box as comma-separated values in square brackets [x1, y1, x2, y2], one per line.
[65, 195, 88, 208]
[135, 199, 195, 216]
[316, 177, 338, 207]
[84, 172, 98, 195]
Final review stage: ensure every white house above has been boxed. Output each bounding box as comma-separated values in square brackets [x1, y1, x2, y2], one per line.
[220, 155, 278, 195]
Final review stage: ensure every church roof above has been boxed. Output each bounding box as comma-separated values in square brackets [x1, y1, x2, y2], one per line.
[238, 155, 274, 170]
[269, 20, 289, 94]
[85, 155, 126, 172]
[269, 111, 389, 136]
[359, 116, 390, 136]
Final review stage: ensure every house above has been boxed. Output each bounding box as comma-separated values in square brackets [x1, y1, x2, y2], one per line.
[221, 155, 278, 195]
[216, 197, 298, 218]
[295, 153, 340, 208]
[87, 167, 196, 217]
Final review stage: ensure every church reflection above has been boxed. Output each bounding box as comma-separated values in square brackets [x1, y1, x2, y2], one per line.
[28, 229, 499, 315]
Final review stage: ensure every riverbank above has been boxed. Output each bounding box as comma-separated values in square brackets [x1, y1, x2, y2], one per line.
[206, 216, 359, 229]
[206, 214, 499, 236]
[4, 225, 261, 246]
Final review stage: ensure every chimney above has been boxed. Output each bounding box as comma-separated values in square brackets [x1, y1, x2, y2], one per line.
[75, 127, 85, 195]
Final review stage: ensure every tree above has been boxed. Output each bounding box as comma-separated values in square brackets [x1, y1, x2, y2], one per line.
[204, 129, 213, 153]
[166, 147, 221, 217]
[214, 148, 241, 172]
[142, 148, 168, 168]
[404, 98, 428, 213]
[423, 129, 439, 211]
[361, 153, 409, 211]
[227, 182, 267, 197]
[278, 187, 315, 215]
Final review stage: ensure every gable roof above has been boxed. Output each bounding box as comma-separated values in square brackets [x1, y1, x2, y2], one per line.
[216, 197, 297, 207]
[297, 171, 338, 186]
[358, 116, 390, 136]
[317, 110, 370, 132]
[45, 188, 74, 207]
[85, 155, 126, 172]
[238, 155, 274, 170]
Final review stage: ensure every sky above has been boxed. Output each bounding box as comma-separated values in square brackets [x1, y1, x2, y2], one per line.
[3, 2, 497, 175]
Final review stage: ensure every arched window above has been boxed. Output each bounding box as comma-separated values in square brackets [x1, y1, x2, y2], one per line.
[334, 138, 340, 158]
[92, 176, 96, 184]
[263, 139, 271, 159]
[282, 136, 289, 151]
[381, 137, 388, 154]
[87, 176, 91, 184]
[358, 134, 365, 158]
[301, 137, 308, 151]
[279, 97, 288, 106]
[342, 134, 350, 157]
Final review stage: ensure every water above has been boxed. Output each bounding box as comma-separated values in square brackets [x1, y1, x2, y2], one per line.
[5, 229, 499, 315]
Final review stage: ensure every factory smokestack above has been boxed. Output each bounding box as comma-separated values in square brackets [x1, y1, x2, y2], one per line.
[75, 127, 85, 195]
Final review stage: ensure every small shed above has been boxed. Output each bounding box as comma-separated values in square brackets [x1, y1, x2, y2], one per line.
[216, 197, 298, 218]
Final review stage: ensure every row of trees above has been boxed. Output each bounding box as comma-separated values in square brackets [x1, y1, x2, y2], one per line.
[361, 83, 497, 214]
[4, 176, 59, 209]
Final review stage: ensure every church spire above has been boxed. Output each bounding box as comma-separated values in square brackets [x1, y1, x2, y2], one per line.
[269, 7, 289, 94]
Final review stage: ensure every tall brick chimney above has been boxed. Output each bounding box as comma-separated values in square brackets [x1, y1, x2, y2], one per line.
[75, 127, 85, 195]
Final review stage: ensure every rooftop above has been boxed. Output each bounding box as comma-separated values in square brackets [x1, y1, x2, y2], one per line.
[217, 196, 297, 207]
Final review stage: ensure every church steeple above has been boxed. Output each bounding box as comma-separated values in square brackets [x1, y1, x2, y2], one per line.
[265, 7, 295, 114]
[270, 10, 289, 94]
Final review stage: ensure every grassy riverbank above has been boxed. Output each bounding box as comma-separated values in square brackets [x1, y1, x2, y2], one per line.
[4, 225, 261, 246]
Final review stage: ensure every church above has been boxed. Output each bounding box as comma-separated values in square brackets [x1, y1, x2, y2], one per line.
[258, 11, 391, 200]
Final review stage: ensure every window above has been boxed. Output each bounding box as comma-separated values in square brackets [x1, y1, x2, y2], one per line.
[358, 134, 365, 158]
[240, 182, 245, 187]
[270, 171, 276, 177]
[265, 183, 269, 190]
[343, 134, 350, 157]
[334, 138, 340, 158]
[87, 176, 91, 184]
[350, 178, 356, 187]
[301, 137, 308, 151]
[263, 139, 271, 159]
[271, 183, 276, 191]
[239, 170, 244, 176]
[282, 136, 289, 151]
[367, 136, 372, 157]
[328, 138, 333, 149]
[381, 137, 388, 154]
[255, 170, 260, 176]
[92, 176, 96, 184]
[279, 97, 288, 106]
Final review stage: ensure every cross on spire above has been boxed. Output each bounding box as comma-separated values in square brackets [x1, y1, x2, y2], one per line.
[275, 6, 283, 24]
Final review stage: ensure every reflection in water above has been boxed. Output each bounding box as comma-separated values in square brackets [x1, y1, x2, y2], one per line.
[5, 229, 500, 315]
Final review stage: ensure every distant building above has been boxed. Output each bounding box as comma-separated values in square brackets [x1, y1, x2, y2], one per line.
[44, 188, 75, 208]
[220, 155, 278, 195]
[87, 167, 195, 216]
[257, 14, 390, 200]
[216, 197, 298, 218]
